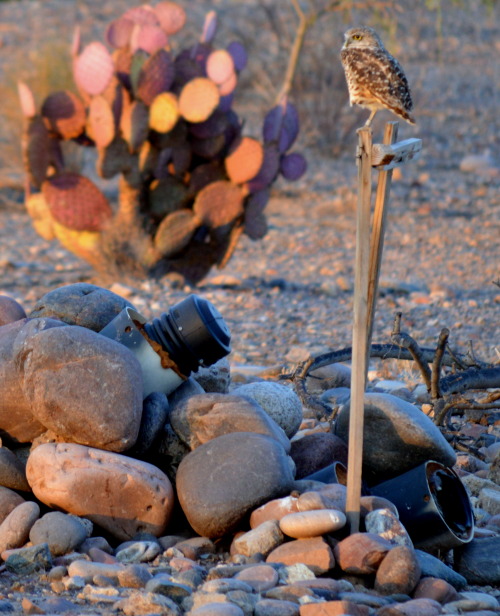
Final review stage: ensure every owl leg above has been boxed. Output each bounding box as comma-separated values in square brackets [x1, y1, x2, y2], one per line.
[365, 110, 377, 126]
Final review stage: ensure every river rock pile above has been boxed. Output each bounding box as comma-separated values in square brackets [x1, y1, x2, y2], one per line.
[0, 282, 499, 615]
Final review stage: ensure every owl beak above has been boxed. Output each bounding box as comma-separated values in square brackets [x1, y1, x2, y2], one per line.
[342, 38, 349, 50]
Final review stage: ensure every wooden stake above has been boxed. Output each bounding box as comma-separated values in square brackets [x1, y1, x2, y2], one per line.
[366, 121, 399, 353]
[346, 126, 372, 534]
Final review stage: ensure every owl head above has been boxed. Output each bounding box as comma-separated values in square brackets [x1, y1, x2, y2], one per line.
[342, 26, 384, 50]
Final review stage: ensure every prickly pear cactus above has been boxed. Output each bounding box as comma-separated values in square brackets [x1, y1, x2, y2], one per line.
[20, 1, 307, 284]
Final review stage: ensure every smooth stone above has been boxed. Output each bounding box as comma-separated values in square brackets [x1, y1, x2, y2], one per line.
[279, 509, 346, 538]
[0, 446, 30, 491]
[266, 537, 335, 575]
[231, 382, 303, 438]
[0, 318, 62, 444]
[335, 393, 456, 482]
[168, 377, 205, 408]
[26, 442, 174, 541]
[415, 549, 467, 589]
[176, 432, 295, 538]
[377, 597, 442, 615]
[190, 603, 244, 616]
[68, 559, 124, 582]
[201, 578, 255, 594]
[360, 496, 399, 519]
[185, 590, 255, 615]
[250, 496, 300, 529]
[231, 520, 285, 557]
[299, 601, 370, 615]
[170, 393, 290, 452]
[145, 576, 192, 604]
[278, 563, 316, 584]
[234, 564, 279, 592]
[458, 592, 499, 609]
[290, 433, 348, 479]
[174, 536, 216, 560]
[18, 325, 142, 452]
[116, 540, 162, 563]
[338, 591, 390, 608]
[365, 508, 413, 547]
[320, 386, 351, 407]
[297, 484, 347, 513]
[0, 486, 25, 523]
[28, 283, 134, 331]
[193, 357, 231, 393]
[307, 363, 351, 392]
[333, 533, 393, 575]
[4, 542, 52, 574]
[455, 536, 500, 585]
[0, 295, 26, 326]
[478, 488, 500, 516]
[0, 501, 40, 553]
[29, 511, 88, 556]
[128, 392, 169, 457]
[255, 598, 300, 616]
[117, 564, 153, 588]
[115, 590, 181, 615]
[413, 576, 458, 603]
[374, 545, 421, 595]
[461, 474, 500, 497]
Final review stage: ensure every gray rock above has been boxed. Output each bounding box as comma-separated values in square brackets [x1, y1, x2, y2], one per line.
[320, 387, 351, 407]
[116, 540, 162, 563]
[0, 318, 64, 445]
[145, 575, 193, 604]
[5, 542, 52, 574]
[231, 382, 303, 438]
[365, 508, 413, 547]
[415, 549, 467, 589]
[0, 295, 26, 326]
[193, 357, 231, 393]
[17, 324, 143, 452]
[289, 432, 347, 479]
[29, 511, 88, 556]
[335, 393, 456, 481]
[0, 501, 40, 553]
[68, 559, 125, 582]
[115, 590, 181, 615]
[478, 488, 500, 516]
[0, 447, 30, 491]
[0, 486, 25, 524]
[176, 432, 295, 538]
[170, 393, 290, 453]
[455, 537, 500, 585]
[129, 392, 169, 456]
[168, 377, 205, 409]
[307, 363, 351, 392]
[28, 283, 134, 331]
[231, 520, 285, 558]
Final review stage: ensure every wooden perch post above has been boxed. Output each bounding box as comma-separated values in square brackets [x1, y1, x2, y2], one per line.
[346, 123, 422, 533]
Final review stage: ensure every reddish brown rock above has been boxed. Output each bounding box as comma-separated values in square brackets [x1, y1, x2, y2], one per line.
[234, 563, 279, 592]
[279, 509, 346, 539]
[231, 519, 285, 557]
[250, 496, 300, 529]
[18, 325, 142, 452]
[300, 601, 370, 615]
[333, 532, 393, 575]
[360, 495, 399, 518]
[413, 577, 458, 603]
[266, 536, 335, 575]
[26, 443, 174, 541]
[375, 546, 421, 595]
[297, 484, 347, 513]
[0, 296, 26, 326]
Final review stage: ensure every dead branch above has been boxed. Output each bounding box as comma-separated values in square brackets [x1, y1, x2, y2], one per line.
[391, 312, 432, 391]
[431, 328, 449, 399]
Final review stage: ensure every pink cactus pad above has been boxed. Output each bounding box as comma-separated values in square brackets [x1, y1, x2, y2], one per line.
[18, 82, 36, 118]
[123, 5, 159, 26]
[154, 2, 187, 35]
[130, 23, 168, 55]
[74, 42, 114, 96]
[206, 49, 235, 85]
[106, 17, 135, 49]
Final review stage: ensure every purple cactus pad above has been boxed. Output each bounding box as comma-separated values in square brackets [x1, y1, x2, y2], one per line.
[280, 151, 307, 181]
[201, 10, 217, 44]
[227, 41, 247, 72]
[106, 18, 135, 49]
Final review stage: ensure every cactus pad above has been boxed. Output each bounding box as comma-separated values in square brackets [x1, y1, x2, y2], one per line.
[123, 5, 159, 26]
[179, 77, 220, 123]
[244, 210, 268, 240]
[206, 49, 235, 85]
[201, 10, 217, 44]
[188, 162, 225, 196]
[149, 92, 179, 133]
[149, 176, 189, 221]
[154, 2, 187, 35]
[42, 173, 113, 232]
[193, 180, 244, 229]
[130, 23, 168, 55]
[25, 193, 55, 241]
[218, 71, 238, 97]
[88, 95, 115, 148]
[190, 134, 225, 159]
[23, 117, 61, 188]
[106, 17, 135, 49]
[18, 82, 36, 118]
[246, 144, 280, 193]
[188, 110, 228, 140]
[52, 222, 101, 267]
[96, 137, 132, 179]
[280, 151, 307, 181]
[227, 41, 247, 72]
[225, 136, 264, 184]
[137, 49, 175, 106]
[74, 42, 115, 96]
[121, 100, 149, 152]
[41, 91, 86, 140]
[154, 209, 200, 257]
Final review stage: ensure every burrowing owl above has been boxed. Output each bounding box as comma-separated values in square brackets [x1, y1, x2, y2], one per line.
[341, 26, 415, 126]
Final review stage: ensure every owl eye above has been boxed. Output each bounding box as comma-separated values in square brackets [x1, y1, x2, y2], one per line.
[352, 34, 363, 40]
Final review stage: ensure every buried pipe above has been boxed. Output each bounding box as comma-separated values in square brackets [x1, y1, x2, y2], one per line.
[371, 460, 474, 551]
